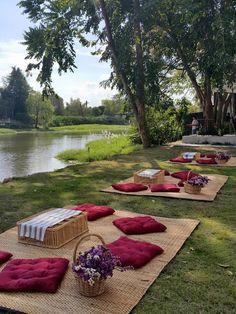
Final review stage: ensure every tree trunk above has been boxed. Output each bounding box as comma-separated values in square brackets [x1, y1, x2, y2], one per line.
[99, 0, 150, 147]
[133, 0, 150, 148]
[203, 75, 215, 131]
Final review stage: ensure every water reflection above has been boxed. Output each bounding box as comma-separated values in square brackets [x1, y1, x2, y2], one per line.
[0, 132, 103, 181]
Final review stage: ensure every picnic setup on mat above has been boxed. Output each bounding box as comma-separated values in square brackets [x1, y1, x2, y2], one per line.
[169, 151, 236, 166]
[0, 154, 230, 314]
[102, 169, 228, 201]
[0, 206, 199, 314]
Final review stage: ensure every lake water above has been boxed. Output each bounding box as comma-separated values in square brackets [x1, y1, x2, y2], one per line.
[0, 132, 103, 181]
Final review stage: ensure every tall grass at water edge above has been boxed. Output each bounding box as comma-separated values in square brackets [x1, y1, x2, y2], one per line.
[57, 135, 141, 162]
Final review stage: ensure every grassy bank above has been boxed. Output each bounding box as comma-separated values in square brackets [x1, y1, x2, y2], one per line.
[0, 128, 17, 135]
[0, 145, 235, 313]
[51, 124, 129, 134]
[57, 135, 141, 162]
[0, 124, 129, 136]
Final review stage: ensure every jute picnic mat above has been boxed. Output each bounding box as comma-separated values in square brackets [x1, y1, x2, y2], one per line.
[0, 210, 199, 314]
[101, 174, 228, 201]
[168, 156, 236, 167]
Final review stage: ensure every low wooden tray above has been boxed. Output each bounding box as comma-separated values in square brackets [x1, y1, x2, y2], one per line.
[17, 208, 88, 249]
[181, 152, 201, 160]
[133, 169, 164, 184]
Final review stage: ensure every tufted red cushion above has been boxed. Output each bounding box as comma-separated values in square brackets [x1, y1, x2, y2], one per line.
[112, 183, 148, 192]
[169, 157, 192, 163]
[107, 236, 163, 268]
[0, 251, 12, 264]
[164, 170, 170, 176]
[113, 216, 167, 234]
[0, 258, 69, 293]
[171, 171, 199, 181]
[149, 183, 180, 192]
[178, 180, 184, 187]
[196, 159, 217, 165]
[72, 203, 115, 221]
[206, 153, 216, 158]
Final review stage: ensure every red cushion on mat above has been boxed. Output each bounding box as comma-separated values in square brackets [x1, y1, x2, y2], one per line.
[113, 216, 167, 234]
[112, 183, 148, 192]
[171, 171, 199, 181]
[107, 236, 163, 268]
[206, 153, 216, 158]
[72, 203, 115, 221]
[0, 251, 12, 264]
[164, 170, 170, 176]
[196, 159, 217, 165]
[149, 183, 180, 192]
[169, 157, 192, 163]
[178, 180, 184, 187]
[0, 258, 69, 293]
[200, 153, 206, 157]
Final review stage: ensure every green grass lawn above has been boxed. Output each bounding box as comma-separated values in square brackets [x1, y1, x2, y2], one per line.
[0, 144, 235, 313]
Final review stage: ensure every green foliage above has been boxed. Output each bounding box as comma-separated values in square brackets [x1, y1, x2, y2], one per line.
[50, 95, 64, 115]
[50, 115, 127, 126]
[57, 135, 141, 162]
[131, 97, 195, 144]
[65, 98, 90, 116]
[102, 94, 127, 116]
[146, 107, 181, 144]
[26, 91, 54, 128]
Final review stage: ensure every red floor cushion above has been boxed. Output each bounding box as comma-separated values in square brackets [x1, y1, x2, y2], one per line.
[0, 251, 12, 264]
[0, 258, 69, 293]
[164, 170, 170, 176]
[196, 159, 217, 165]
[206, 153, 216, 158]
[178, 180, 184, 187]
[200, 153, 206, 157]
[169, 157, 192, 163]
[107, 236, 164, 268]
[72, 203, 115, 221]
[112, 183, 148, 192]
[171, 171, 199, 181]
[149, 183, 180, 192]
[113, 216, 167, 234]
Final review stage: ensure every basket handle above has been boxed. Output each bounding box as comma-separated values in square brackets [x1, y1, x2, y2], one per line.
[186, 170, 192, 181]
[73, 233, 106, 263]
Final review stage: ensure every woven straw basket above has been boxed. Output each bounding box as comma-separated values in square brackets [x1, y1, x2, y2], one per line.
[184, 171, 202, 194]
[216, 158, 227, 164]
[184, 183, 201, 194]
[73, 233, 106, 297]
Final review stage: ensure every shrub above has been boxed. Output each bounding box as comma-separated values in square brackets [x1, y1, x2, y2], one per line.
[50, 115, 127, 127]
[130, 107, 181, 145]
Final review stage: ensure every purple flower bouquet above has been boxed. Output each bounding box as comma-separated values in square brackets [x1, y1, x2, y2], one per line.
[185, 175, 209, 194]
[215, 152, 231, 161]
[72, 245, 127, 286]
[187, 175, 209, 187]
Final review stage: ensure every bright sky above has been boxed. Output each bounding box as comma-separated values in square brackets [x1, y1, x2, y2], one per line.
[0, 1, 116, 106]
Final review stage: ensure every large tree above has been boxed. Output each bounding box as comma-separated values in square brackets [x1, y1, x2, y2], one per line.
[1, 67, 30, 121]
[146, 0, 236, 131]
[27, 91, 54, 128]
[18, 0, 168, 147]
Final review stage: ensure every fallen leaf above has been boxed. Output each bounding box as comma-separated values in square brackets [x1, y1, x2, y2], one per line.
[217, 263, 230, 268]
[226, 270, 233, 276]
